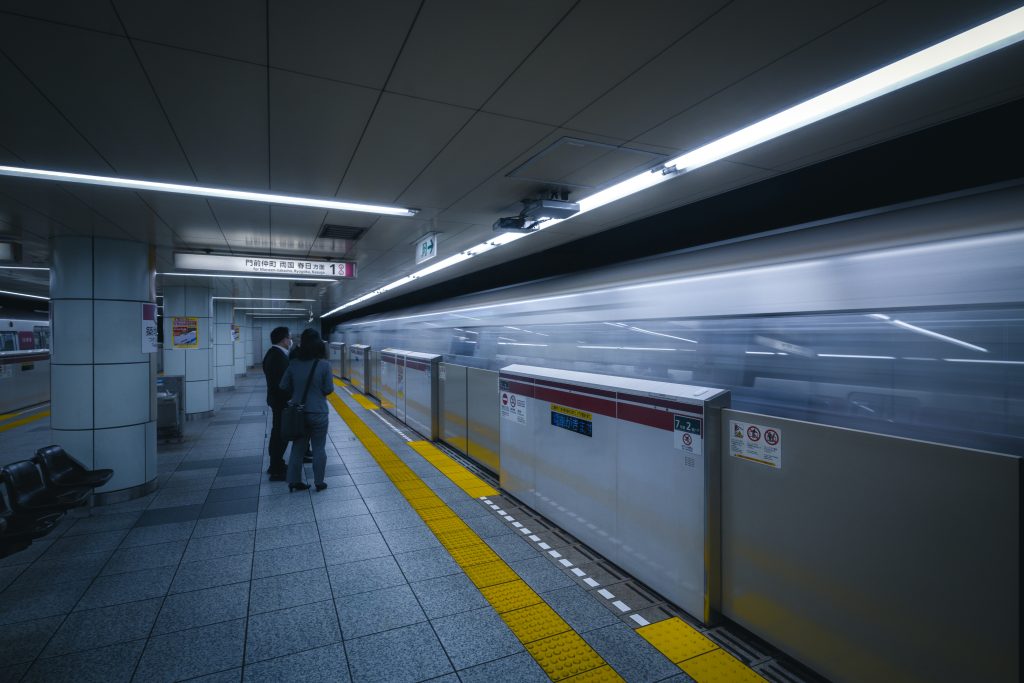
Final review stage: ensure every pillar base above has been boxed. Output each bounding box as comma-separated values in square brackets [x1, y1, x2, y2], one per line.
[186, 410, 215, 420]
[93, 477, 158, 506]
[215, 386, 236, 392]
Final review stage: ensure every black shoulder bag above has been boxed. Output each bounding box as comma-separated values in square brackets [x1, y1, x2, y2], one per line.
[281, 360, 319, 442]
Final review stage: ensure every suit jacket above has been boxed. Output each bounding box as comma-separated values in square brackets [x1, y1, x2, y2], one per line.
[263, 346, 290, 408]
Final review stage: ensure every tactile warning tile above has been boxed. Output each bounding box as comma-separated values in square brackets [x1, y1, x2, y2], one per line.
[436, 529, 483, 549]
[351, 393, 378, 410]
[408, 440, 499, 497]
[637, 617, 718, 664]
[479, 580, 543, 613]
[464, 560, 520, 589]
[419, 506, 460, 521]
[446, 542, 501, 567]
[501, 602, 570, 643]
[525, 631, 608, 681]
[562, 665, 626, 682]
[680, 649, 768, 682]
[424, 517, 469, 534]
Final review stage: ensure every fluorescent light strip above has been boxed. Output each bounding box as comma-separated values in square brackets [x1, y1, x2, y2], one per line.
[212, 297, 315, 302]
[323, 7, 1024, 317]
[817, 353, 896, 360]
[0, 165, 417, 217]
[497, 342, 549, 347]
[577, 345, 680, 352]
[158, 272, 334, 283]
[0, 266, 50, 271]
[0, 289, 49, 300]
[235, 307, 309, 312]
[943, 358, 1024, 365]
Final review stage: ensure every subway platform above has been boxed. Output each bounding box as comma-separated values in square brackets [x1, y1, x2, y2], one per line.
[0, 372, 774, 682]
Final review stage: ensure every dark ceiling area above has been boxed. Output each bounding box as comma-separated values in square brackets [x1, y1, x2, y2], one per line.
[332, 95, 1024, 323]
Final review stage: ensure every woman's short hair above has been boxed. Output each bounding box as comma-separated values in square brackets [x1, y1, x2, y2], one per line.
[296, 328, 324, 361]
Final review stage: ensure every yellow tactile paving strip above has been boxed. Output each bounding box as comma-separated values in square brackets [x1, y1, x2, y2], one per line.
[637, 617, 767, 682]
[408, 439, 498, 498]
[327, 391, 623, 681]
[0, 408, 49, 433]
[332, 377, 379, 410]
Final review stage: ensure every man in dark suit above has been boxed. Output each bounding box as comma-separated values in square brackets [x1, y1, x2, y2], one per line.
[262, 327, 291, 480]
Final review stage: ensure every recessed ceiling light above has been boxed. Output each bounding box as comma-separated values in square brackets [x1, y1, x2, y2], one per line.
[0, 165, 418, 217]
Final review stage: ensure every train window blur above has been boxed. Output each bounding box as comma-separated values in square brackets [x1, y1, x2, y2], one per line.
[33, 326, 49, 350]
[0, 331, 15, 351]
[342, 307, 1023, 455]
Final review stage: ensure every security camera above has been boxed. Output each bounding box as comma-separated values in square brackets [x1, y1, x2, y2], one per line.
[492, 194, 579, 232]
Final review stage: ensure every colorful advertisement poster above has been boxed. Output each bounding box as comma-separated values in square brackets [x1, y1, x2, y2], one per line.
[231, 324, 240, 342]
[171, 317, 199, 349]
[142, 303, 158, 354]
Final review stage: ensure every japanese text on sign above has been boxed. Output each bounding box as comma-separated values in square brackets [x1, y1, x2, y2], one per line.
[174, 253, 356, 278]
[673, 415, 704, 458]
[729, 420, 783, 468]
[499, 390, 528, 425]
[142, 303, 158, 354]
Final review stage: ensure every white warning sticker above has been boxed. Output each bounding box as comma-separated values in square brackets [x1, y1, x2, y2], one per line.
[672, 415, 703, 461]
[499, 390, 528, 425]
[729, 420, 782, 468]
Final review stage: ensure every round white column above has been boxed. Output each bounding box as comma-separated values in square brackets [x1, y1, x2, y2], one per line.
[50, 236, 157, 501]
[213, 300, 235, 390]
[243, 319, 255, 368]
[161, 285, 214, 415]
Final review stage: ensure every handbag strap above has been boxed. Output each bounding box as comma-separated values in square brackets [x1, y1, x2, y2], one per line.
[298, 359, 319, 406]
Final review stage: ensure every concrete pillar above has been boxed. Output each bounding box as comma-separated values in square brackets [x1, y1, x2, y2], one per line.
[162, 285, 214, 415]
[213, 300, 235, 390]
[50, 236, 157, 500]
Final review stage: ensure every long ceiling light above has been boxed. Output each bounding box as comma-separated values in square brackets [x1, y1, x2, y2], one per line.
[0, 166, 418, 217]
[316, 6, 1024, 319]
[0, 266, 50, 271]
[212, 297, 315, 302]
[0, 288, 49, 300]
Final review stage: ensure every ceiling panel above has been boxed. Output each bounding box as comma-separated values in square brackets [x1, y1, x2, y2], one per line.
[0, 15, 197, 182]
[136, 42, 268, 188]
[269, 0, 419, 88]
[0, 178, 92, 238]
[114, 0, 266, 64]
[485, 0, 727, 125]
[566, 0, 876, 143]
[0, 1, 124, 34]
[269, 69, 378, 196]
[635, 0, 1024, 152]
[205, 200, 267, 252]
[387, 0, 576, 109]
[338, 93, 474, 205]
[397, 112, 554, 209]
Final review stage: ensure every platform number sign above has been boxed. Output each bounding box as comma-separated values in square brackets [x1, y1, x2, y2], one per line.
[673, 415, 703, 458]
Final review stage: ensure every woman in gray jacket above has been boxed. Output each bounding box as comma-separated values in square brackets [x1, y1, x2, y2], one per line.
[279, 329, 334, 491]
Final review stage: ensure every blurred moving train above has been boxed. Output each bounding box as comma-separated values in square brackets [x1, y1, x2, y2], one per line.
[335, 182, 1024, 456]
[0, 319, 50, 415]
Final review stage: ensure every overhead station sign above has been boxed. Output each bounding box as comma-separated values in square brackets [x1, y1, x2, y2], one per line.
[174, 253, 356, 278]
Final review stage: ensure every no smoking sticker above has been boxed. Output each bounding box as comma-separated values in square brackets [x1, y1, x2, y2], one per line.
[500, 391, 528, 425]
[730, 420, 783, 468]
[672, 415, 703, 461]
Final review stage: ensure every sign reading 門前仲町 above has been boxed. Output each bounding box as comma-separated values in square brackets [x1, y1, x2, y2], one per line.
[174, 253, 356, 278]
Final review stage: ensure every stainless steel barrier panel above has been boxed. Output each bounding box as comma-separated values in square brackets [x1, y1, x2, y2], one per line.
[329, 342, 344, 379]
[349, 344, 370, 393]
[467, 367, 499, 473]
[380, 349, 400, 416]
[440, 363, 468, 454]
[719, 409, 1020, 683]
[369, 350, 380, 399]
[403, 351, 440, 440]
[499, 364, 729, 623]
